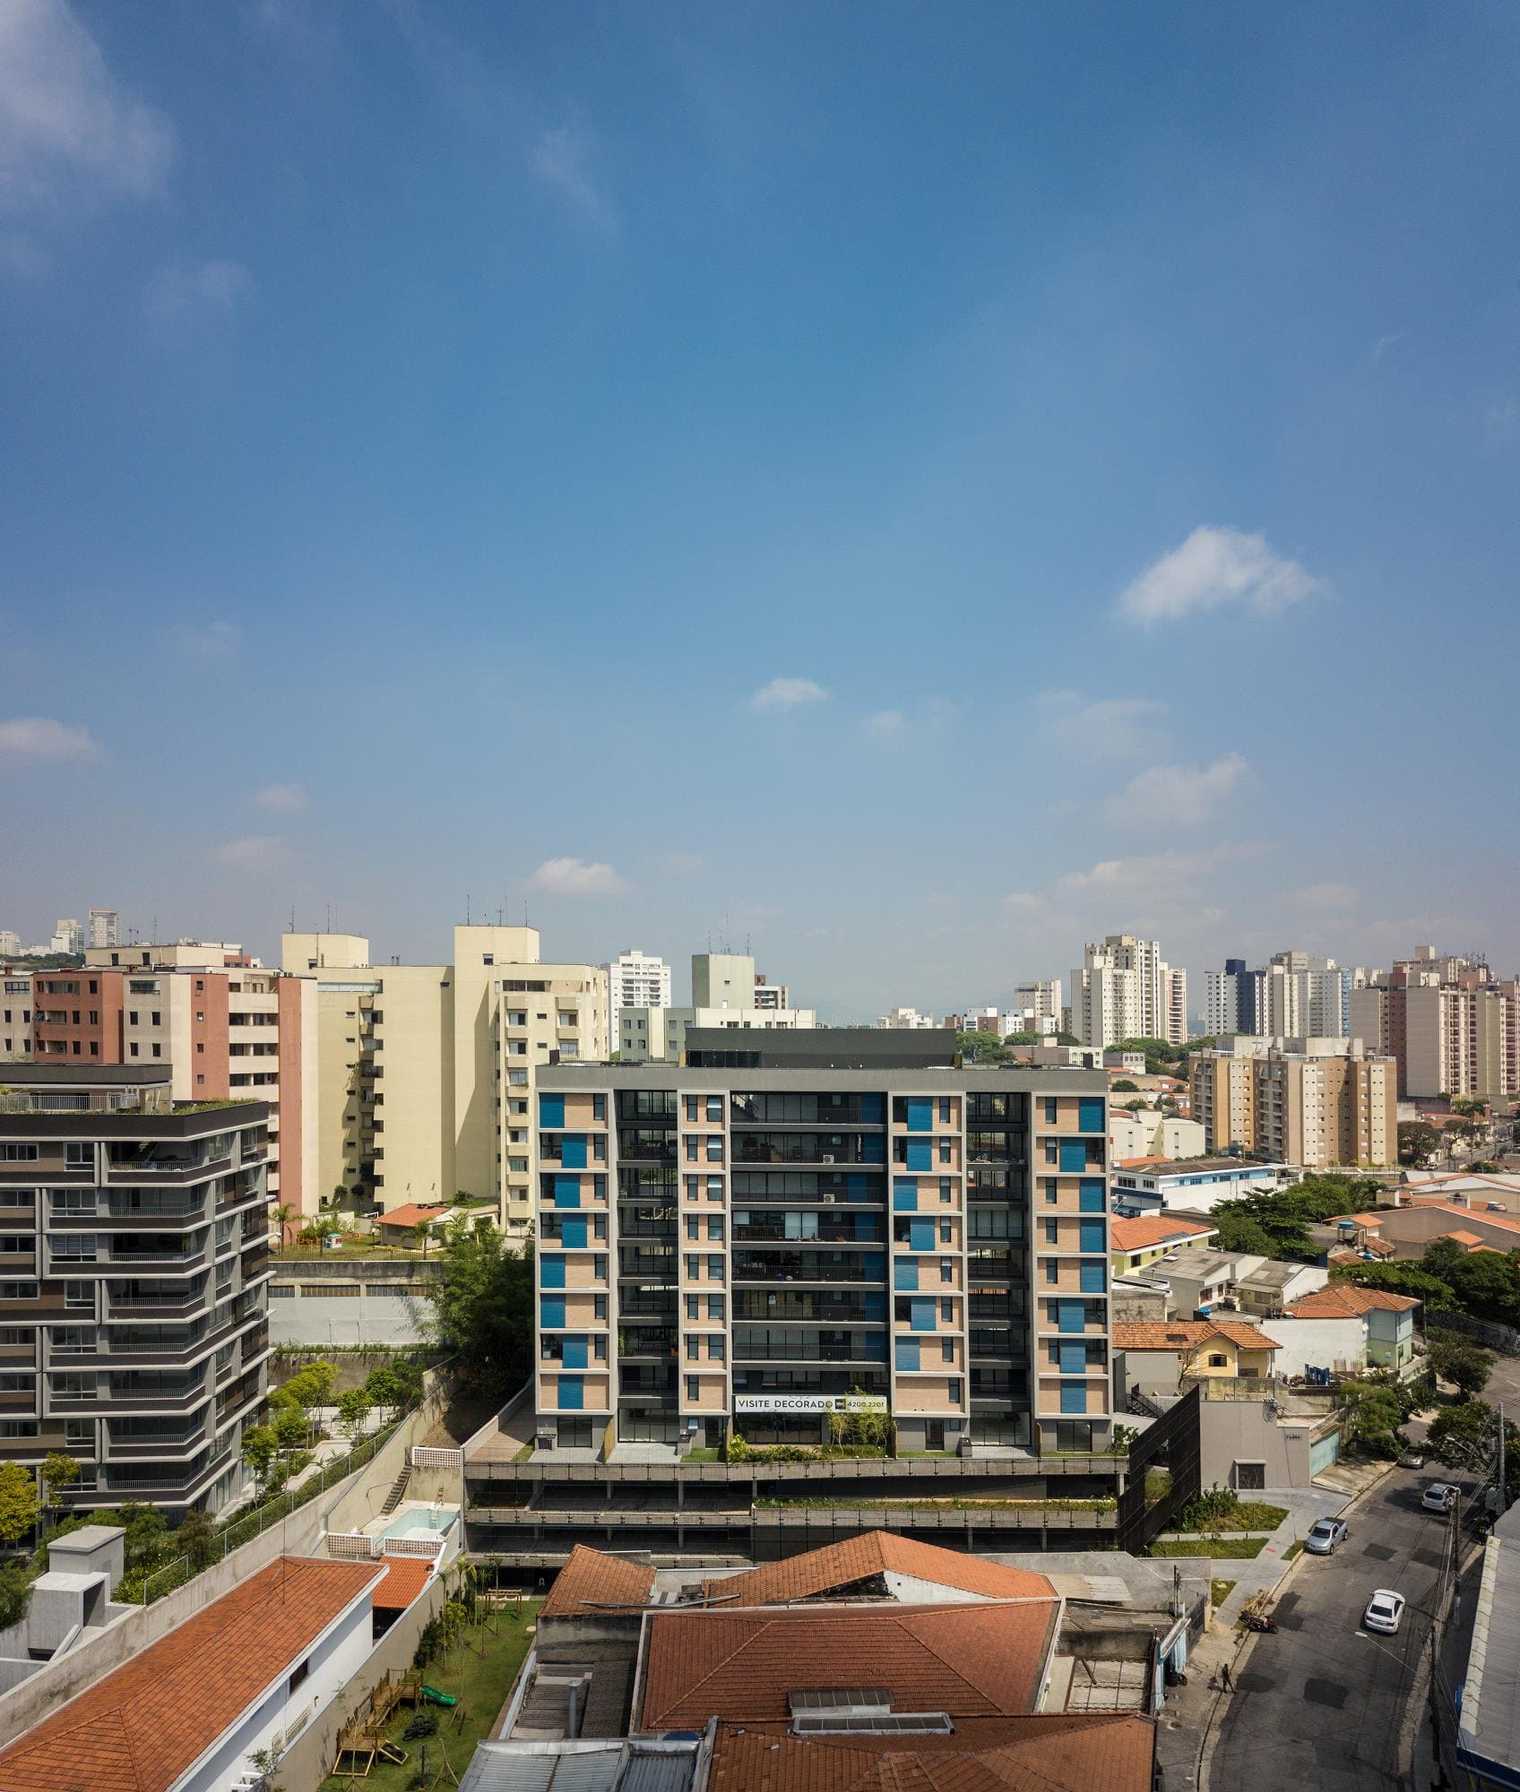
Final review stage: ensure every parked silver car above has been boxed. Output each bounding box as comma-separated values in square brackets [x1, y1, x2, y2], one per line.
[1305, 1517, 1349, 1555]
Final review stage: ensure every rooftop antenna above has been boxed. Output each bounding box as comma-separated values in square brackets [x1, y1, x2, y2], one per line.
[466, 892, 472, 925]
[288, 906, 295, 934]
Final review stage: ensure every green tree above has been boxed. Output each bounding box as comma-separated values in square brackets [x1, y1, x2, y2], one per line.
[1440, 1251, 1520, 1328]
[1427, 1334, 1495, 1399]
[273, 1402, 310, 1452]
[336, 1387, 372, 1443]
[0, 1463, 39, 1546]
[1399, 1121, 1442, 1168]
[956, 1029, 1006, 1064]
[242, 1424, 283, 1496]
[282, 1359, 337, 1410]
[269, 1203, 295, 1249]
[1336, 1382, 1408, 1457]
[117, 1502, 169, 1570]
[175, 1509, 217, 1571]
[425, 1227, 534, 1397]
[1112, 1079, 1139, 1092]
[0, 1563, 32, 1631]
[1334, 1260, 1457, 1310]
[1427, 1401, 1520, 1503]
[39, 1452, 79, 1522]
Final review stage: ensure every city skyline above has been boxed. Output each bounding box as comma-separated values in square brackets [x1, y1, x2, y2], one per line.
[3, 2, 1519, 1018]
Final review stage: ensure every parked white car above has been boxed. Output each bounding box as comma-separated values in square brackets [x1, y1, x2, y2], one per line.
[1363, 1590, 1406, 1635]
[1422, 1482, 1459, 1513]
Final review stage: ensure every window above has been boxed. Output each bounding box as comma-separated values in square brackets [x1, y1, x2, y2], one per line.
[1043, 1218, 1059, 1244]
[1043, 1179, 1058, 1203]
[1207, 1353, 1228, 1368]
[1043, 1097, 1058, 1124]
[685, 1254, 701, 1280]
[685, 1376, 701, 1402]
[940, 1178, 953, 1204]
[592, 1094, 606, 1121]
[939, 1097, 951, 1124]
[940, 1258, 953, 1284]
[593, 1295, 608, 1321]
[706, 1216, 723, 1242]
[686, 1336, 699, 1360]
[1044, 1262, 1058, 1285]
[939, 1219, 952, 1244]
[706, 1254, 723, 1279]
[707, 1176, 723, 1202]
[941, 1338, 954, 1362]
[0, 1237, 30, 1255]
[938, 1140, 951, 1164]
[0, 1283, 39, 1301]
[684, 1096, 698, 1123]
[67, 1141, 93, 1167]
[948, 1378, 962, 1403]
[706, 1136, 724, 1163]
[288, 1659, 310, 1694]
[64, 1281, 91, 1309]
[706, 1095, 723, 1122]
[0, 1420, 39, 1438]
[685, 1295, 699, 1320]
[684, 1138, 699, 1163]
[0, 1147, 37, 1163]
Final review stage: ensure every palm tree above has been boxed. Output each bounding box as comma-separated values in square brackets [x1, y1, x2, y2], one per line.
[269, 1203, 295, 1250]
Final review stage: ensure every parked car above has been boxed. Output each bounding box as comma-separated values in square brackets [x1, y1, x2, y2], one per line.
[1422, 1482, 1460, 1513]
[1399, 1447, 1427, 1470]
[1363, 1590, 1406, 1635]
[1305, 1517, 1349, 1555]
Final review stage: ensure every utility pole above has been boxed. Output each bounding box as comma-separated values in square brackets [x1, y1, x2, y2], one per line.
[1499, 1401, 1506, 1517]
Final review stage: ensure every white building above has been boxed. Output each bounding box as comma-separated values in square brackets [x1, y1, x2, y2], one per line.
[1071, 936, 1187, 1048]
[878, 1007, 939, 1029]
[752, 975, 791, 1009]
[1011, 979, 1062, 1036]
[1109, 1105, 1207, 1162]
[87, 906, 120, 949]
[607, 948, 671, 1041]
[0, 930, 20, 959]
[48, 917, 83, 955]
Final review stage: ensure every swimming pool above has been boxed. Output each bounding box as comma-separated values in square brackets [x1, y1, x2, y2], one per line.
[380, 1502, 460, 1542]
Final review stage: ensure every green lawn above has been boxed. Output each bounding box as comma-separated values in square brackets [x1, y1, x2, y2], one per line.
[318, 1600, 541, 1792]
[1210, 1579, 1237, 1607]
[1205, 1501, 1288, 1533]
[1282, 1540, 1304, 1561]
[1144, 1468, 1173, 1504]
[1150, 1536, 1269, 1559]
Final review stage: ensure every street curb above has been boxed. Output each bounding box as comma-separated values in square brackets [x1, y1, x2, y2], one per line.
[1195, 1463, 1398, 1792]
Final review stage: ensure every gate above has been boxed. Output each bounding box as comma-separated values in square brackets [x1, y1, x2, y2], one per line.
[1116, 1384, 1201, 1555]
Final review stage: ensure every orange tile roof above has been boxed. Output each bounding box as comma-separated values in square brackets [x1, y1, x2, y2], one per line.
[702, 1531, 1054, 1609]
[709, 1714, 1156, 1792]
[1206, 1320, 1282, 1352]
[541, 1543, 656, 1618]
[639, 1604, 1059, 1731]
[377, 1202, 450, 1230]
[1289, 1284, 1420, 1318]
[1109, 1215, 1215, 1252]
[0, 1556, 380, 1792]
[373, 1555, 435, 1611]
[1442, 1229, 1483, 1248]
[1111, 1320, 1278, 1353]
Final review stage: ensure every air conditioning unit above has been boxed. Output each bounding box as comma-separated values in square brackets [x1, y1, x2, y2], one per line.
[821, 1154, 836, 1164]
[819, 1194, 836, 1204]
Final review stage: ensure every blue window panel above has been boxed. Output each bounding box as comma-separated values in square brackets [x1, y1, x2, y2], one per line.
[540, 1295, 566, 1328]
[1059, 1341, 1087, 1374]
[1059, 1140, 1087, 1174]
[860, 1094, 885, 1123]
[864, 1292, 886, 1321]
[893, 1181, 918, 1212]
[1078, 1097, 1105, 1134]
[906, 1097, 933, 1133]
[1060, 1381, 1086, 1414]
[865, 1253, 886, 1281]
[895, 1261, 919, 1292]
[861, 1136, 886, 1164]
[554, 1177, 582, 1210]
[895, 1339, 921, 1372]
[910, 1299, 935, 1333]
[1058, 1300, 1085, 1334]
[559, 1375, 583, 1410]
[1079, 1262, 1107, 1294]
[1079, 1180, 1106, 1214]
[539, 1093, 565, 1128]
[847, 1174, 870, 1201]
[1079, 1219, 1106, 1254]
[560, 1134, 587, 1170]
[906, 1141, 931, 1173]
[560, 1217, 588, 1250]
[540, 1254, 566, 1290]
[909, 1219, 935, 1252]
[561, 1336, 588, 1369]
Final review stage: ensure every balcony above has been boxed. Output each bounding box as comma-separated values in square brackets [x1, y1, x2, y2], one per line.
[105, 1418, 208, 1458]
[108, 1280, 207, 1318]
[730, 1250, 881, 1285]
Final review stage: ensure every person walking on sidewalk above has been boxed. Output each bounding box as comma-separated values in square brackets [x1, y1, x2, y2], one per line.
[1220, 1661, 1235, 1693]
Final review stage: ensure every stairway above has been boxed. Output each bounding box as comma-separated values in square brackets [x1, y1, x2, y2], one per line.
[380, 1466, 412, 1515]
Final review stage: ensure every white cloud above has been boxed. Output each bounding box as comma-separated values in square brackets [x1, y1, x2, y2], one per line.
[213, 834, 288, 870]
[530, 124, 615, 234]
[1117, 526, 1324, 625]
[657, 850, 705, 877]
[1107, 753, 1248, 827]
[1294, 880, 1358, 914]
[0, 715, 97, 760]
[863, 709, 905, 740]
[144, 258, 252, 325]
[1372, 331, 1408, 365]
[170, 619, 241, 661]
[0, 0, 174, 207]
[528, 856, 626, 897]
[1036, 690, 1169, 760]
[751, 676, 828, 713]
[1057, 841, 1267, 898]
[255, 782, 308, 813]
[1001, 891, 1045, 915]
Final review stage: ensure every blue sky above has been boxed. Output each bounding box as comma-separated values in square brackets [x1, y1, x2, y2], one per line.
[2, 0, 1518, 1017]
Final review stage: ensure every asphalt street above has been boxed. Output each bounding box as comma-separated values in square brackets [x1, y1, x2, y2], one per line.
[1209, 1464, 1470, 1792]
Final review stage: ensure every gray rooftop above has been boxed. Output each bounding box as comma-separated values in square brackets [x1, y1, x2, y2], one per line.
[458, 1740, 701, 1792]
[539, 1063, 1106, 1092]
[1117, 1155, 1281, 1176]
[1459, 1513, 1520, 1778]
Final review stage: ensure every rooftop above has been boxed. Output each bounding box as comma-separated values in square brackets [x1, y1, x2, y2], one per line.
[638, 1603, 1060, 1732]
[377, 1202, 453, 1230]
[1458, 1508, 1520, 1782]
[542, 1544, 657, 1618]
[1287, 1285, 1421, 1318]
[373, 1555, 436, 1612]
[0, 1555, 380, 1792]
[1108, 1214, 1216, 1253]
[460, 1737, 701, 1792]
[700, 1531, 1056, 1609]
[1116, 1155, 1276, 1176]
[708, 1714, 1156, 1792]
[1112, 1320, 1279, 1353]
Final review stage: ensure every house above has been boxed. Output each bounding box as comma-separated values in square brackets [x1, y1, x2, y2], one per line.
[1283, 1283, 1422, 1371]
[1324, 1202, 1520, 1261]
[0, 1556, 408, 1792]
[1233, 1258, 1329, 1317]
[1112, 1319, 1280, 1400]
[1109, 1213, 1218, 1277]
[1110, 1156, 1286, 1216]
[699, 1530, 1055, 1607]
[1149, 1245, 1265, 1317]
[374, 1201, 456, 1242]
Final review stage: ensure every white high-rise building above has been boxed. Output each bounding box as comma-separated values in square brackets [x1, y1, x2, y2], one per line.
[878, 1006, 938, 1029]
[0, 931, 20, 959]
[48, 918, 82, 955]
[87, 907, 120, 950]
[1070, 935, 1186, 1048]
[608, 948, 671, 1014]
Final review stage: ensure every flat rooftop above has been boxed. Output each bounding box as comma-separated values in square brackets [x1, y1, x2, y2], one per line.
[539, 1063, 1107, 1091]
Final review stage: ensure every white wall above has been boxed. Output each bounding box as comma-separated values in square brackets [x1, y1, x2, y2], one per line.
[1255, 1314, 1364, 1377]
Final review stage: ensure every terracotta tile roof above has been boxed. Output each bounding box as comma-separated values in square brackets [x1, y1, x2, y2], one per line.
[1288, 1285, 1420, 1318]
[541, 1543, 656, 1618]
[1441, 1229, 1484, 1248]
[1206, 1320, 1282, 1352]
[377, 1201, 451, 1230]
[702, 1531, 1054, 1609]
[639, 1604, 1059, 1731]
[1111, 1320, 1277, 1353]
[0, 1556, 380, 1792]
[709, 1714, 1156, 1792]
[1116, 1155, 1170, 1168]
[373, 1555, 435, 1611]
[1109, 1215, 1215, 1253]
[1328, 1210, 1388, 1229]
[1420, 1202, 1520, 1236]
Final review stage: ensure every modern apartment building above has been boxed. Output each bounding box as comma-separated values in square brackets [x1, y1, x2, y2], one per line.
[8, 943, 319, 1219]
[1014, 980, 1063, 1035]
[1190, 1036, 1397, 1169]
[49, 919, 83, 956]
[87, 908, 120, 950]
[877, 1007, 939, 1030]
[0, 1064, 273, 1511]
[283, 925, 607, 1234]
[1070, 936, 1187, 1048]
[619, 953, 816, 1064]
[607, 949, 671, 1020]
[531, 1032, 1111, 1457]
[1349, 948, 1520, 1100]
[751, 976, 792, 1010]
[1206, 951, 1350, 1042]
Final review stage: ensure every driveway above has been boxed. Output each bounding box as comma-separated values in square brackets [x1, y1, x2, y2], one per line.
[1209, 1463, 1469, 1792]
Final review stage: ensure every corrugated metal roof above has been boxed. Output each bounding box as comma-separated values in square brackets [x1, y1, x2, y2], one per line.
[1459, 1530, 1520, 1779]
[457, 1742, 699, 1792]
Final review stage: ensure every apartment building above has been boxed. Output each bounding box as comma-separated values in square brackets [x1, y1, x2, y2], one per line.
[87, 908, 120, 950]
[0, 1064, 273, 1511]
[11, 942, 320, 1219]
[877, 1007, 939, 1029]
[619, 952, 816, 1063]
[1207, 951, 1351, 1042]
[752, 975, 791, 1010]
[1190, 1036, 1397, 1169]
[607, 949, 671, 1022]
[531, 1032, 1111, 1457]
[283, 925, 607, 1234]
[1349, 949, 1520, 1099]
[49, 919, 83, 956]
[1013, 979, 1063, 1035]
[1070, 936, 1186, 1048]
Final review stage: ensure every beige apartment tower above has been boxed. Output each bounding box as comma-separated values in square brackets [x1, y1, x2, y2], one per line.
[1190, 1039, 1397, 1170]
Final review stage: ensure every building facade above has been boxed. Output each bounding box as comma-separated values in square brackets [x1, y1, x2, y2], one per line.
[1070, 936, 1186, 1048]
[532, 1040, 1112, 1457]
[606, 949, 671, 1026]
[1190, 1037, 1397, 1169]
[0, 1065, 272, 1511]
[87, 908, 120, 950]
[1350, 953, 1520, 1100]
